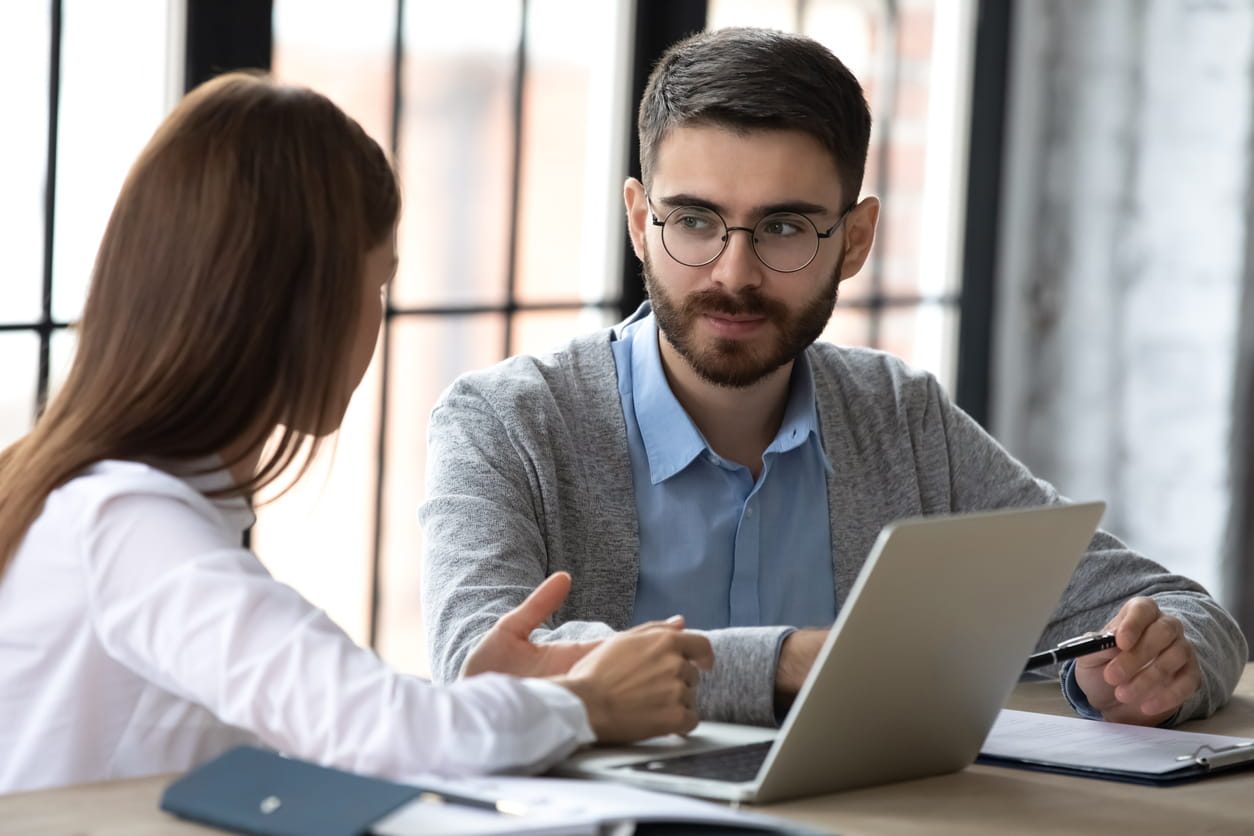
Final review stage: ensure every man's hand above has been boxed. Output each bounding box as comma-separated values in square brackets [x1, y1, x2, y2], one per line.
[1073, 596, 1201, 726]
[775, 628, 828, 710]
[555, 624, 715, 744]
[461, 572, 602, 679]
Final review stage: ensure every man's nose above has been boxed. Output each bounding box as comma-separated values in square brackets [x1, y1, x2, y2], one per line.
[709, 226, 764, 291]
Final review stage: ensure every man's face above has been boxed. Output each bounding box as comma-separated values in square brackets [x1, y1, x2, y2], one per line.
[627, 124, 873, 389]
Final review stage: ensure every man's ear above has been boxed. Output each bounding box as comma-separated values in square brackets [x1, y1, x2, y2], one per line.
[838, 196, 880, 280]
[623, 177, 648, 261]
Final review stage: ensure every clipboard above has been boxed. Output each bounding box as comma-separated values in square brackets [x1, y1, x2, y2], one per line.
[977, 709, 1254, 786]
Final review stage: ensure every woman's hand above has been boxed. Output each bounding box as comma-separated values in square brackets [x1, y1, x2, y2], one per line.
[461, 571, 715, 743]
[554, 621, 714, 744]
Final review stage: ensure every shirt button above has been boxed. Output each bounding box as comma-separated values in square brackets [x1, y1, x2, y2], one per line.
[746, 507, 754, 517]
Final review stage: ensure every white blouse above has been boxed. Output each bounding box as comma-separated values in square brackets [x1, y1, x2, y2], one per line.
[0, 460, 593, 795]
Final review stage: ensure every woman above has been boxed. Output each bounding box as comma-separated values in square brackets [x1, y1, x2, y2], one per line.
[0, 73, 711, 795]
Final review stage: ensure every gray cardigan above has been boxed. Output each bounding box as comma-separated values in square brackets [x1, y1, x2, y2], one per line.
[421, 314, 1247, 726]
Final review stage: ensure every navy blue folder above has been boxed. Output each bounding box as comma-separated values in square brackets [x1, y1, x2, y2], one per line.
[160, 746, 422, 836]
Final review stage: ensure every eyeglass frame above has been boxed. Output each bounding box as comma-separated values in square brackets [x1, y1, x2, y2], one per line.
[646, 196, 858, 274]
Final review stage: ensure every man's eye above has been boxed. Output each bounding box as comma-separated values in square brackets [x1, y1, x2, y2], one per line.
[676, 214, 712, 231]
[762, 219, 803, 236]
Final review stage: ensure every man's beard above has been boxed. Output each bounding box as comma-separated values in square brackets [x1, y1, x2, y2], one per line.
[642, 249, 843, 389]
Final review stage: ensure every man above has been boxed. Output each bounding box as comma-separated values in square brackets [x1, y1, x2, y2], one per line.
[421, 27, 1246, 727]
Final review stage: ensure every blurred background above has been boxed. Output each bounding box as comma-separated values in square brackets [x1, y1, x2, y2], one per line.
[2, 0, 1252, 672]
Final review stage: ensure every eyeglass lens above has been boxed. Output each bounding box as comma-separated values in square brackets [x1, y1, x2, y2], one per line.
[660, 206, 820, 272]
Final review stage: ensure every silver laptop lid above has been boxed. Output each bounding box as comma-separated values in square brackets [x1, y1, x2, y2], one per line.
[751, 501, 1105, 802]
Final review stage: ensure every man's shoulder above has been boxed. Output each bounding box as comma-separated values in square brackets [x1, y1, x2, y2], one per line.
[806, 341, 938, 400]
[435, 327, 619, 417]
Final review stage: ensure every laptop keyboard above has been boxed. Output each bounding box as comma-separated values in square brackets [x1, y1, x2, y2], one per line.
[621, 741, 773, 783]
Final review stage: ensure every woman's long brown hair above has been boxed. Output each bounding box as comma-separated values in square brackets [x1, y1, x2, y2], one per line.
[0, 73, 399, 577]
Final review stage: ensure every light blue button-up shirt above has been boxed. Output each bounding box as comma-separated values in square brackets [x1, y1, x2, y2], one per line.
[611, 314, 836, 630]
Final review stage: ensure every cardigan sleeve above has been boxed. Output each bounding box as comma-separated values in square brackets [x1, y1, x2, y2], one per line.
[924, 375, 1247, 723]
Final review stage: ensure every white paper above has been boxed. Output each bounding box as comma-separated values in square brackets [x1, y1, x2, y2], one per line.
[370, 775, 783, 836]
[981, 709, 1254, 775]
[371, 799, 597, 836]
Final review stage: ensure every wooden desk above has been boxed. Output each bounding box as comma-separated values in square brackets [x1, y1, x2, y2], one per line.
[7, 667, 1254, 835]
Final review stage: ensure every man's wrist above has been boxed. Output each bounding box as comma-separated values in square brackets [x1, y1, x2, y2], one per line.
[775, 630, 804, 692]
[772, 628, 802, 714]
[1059, 659, 1104, 720]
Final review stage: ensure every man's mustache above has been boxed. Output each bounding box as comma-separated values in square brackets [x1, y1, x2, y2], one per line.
[682, 288, 784, 319]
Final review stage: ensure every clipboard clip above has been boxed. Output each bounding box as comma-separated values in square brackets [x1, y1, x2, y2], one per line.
[1176, 741, 1254, 769]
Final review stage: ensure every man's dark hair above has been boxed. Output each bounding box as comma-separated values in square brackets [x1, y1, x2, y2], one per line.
[638, 27, 872, 204]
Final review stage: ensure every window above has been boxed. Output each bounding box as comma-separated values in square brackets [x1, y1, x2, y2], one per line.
[1, 0, 179, 448]
[261, 0, 633, 673]
[0, 4, 50, 448]
[8, 1, 982, 680]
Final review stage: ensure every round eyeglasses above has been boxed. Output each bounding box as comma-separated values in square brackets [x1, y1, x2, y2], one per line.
[648, 199, 855, 273]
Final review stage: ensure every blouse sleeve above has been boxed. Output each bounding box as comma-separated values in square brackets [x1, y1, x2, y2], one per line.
[79, 478, 594, 779]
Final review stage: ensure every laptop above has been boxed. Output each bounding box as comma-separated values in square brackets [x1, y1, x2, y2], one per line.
[555, 501, 1106, 804]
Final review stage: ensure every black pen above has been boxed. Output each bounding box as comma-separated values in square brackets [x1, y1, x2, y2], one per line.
[1024, 632, 1118, 671]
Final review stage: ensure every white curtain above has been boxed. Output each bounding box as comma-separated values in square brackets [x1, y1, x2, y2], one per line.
[991, 0, 1254, 626]
[1224, 212, 1254, 646]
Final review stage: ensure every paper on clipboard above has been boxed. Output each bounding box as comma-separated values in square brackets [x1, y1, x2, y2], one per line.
[980, 709, 1254, 776]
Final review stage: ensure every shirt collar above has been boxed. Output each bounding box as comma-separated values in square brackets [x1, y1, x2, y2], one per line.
[159, 456, 257, 533]
[766, 350, 830, 472]
[629, 317, 709, 484]
[628, 315, 832, 484]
